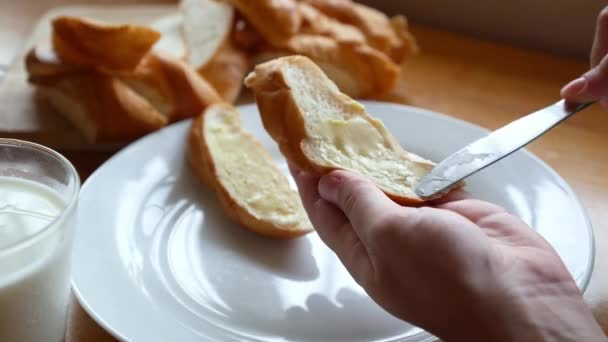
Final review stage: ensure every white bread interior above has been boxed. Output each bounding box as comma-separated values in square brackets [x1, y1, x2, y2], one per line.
[188, 103, 313, 238]
[180, 0, 234, 69]
[245, 55, 444, 204]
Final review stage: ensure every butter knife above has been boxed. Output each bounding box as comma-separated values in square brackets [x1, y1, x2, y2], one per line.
[415, 100, 594, 199]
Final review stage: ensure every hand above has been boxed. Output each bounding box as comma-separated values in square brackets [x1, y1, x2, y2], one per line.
[562, 7, 608, 109]
[291, 167, 606, 341]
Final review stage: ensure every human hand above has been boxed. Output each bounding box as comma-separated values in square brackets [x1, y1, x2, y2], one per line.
[291, 167, 605, 341]
[562, 7, 608, 109]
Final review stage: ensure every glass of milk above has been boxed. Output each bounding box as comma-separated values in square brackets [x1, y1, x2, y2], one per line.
[0, 139, 80, 342]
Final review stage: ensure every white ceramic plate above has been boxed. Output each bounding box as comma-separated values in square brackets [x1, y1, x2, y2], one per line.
[72, 102, 594, 342]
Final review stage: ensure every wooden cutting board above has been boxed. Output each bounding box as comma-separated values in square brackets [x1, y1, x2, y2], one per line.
[0, 4, 187, 150]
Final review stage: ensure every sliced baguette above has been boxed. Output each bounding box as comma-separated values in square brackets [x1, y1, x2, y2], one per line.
[224, 0, 302, 46]
[303, 0, 418, 63]
[188, 103, 313, 238]
[252, 35, 400, 98]
[52, 16, 161, 72]
[34, 73, 167, 143]
[198, 40, 250, 103]
[245, 55, 443, 204]
[121, 50, 223, 122]
[298, 2, 365, 44]
[180, 0, 234, 69]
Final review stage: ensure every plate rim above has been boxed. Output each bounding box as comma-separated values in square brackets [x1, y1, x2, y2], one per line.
[71, 101, 595, 341]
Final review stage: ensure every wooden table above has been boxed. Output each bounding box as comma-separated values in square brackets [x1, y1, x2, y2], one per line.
[1, 6, 607, 341]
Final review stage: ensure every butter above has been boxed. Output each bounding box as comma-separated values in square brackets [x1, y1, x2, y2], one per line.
[318, 117, 390, 156]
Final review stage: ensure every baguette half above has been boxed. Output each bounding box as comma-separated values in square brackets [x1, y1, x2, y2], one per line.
[224, 0, 301, 46]
[52, 16, 160, 72]
[245, 55, 443, 204]
[303, 0, 418, 63]
[252, 35, 399, 98]
[198, 40, 250, 103]
[188, 103, 313, 238]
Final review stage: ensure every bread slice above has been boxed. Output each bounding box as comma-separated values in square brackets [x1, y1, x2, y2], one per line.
[51, 16, 161, 72]
[233, 18, 262, 51]
[34, 73, 167, 143]
[298, 2, 365, 44]
[150, 13, 187, 59]
[303, 0, 418, 63]
[120, 50, 223, 122]
[224, 0, 302, 46]
[198, 40, 250, 103]
[252, 35, 399, 98]
[245, 56, 441, 204]
[180, 0, 234, 69]
[188, 103, 313, 238]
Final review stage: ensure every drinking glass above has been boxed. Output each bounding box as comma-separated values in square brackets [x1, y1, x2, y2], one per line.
[0, 139, 80, 342]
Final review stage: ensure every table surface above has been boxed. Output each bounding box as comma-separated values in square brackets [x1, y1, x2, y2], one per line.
[1, 2, 607, 341]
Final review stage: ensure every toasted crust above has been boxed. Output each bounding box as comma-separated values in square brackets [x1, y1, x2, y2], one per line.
[245, 56, 449, 205]
[224, 0, 302, 46]
[188, 103, 313, 238]
[154, 51, 223, 121]
[180, 0, 234, 69]
[303, 0, 418, 63]
[52, 16, 160, 72]
[118, 52, 177, 119]
[198, 40, 250, 103]
[253, 35, 400, 98]
[233, 18, 262, 50]
[298, 3, 366, 44]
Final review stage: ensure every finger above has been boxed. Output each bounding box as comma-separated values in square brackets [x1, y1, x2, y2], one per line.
[289, 165, 320, 214]
[591, 7, 608, 67]
[561, 54, 608, 102]
[317, 170, 405, 237]
[289, 165, 374, 280]
[429, 188, 473, 205]
[435, 199, 507, 223]
[309, 198, 375, 281]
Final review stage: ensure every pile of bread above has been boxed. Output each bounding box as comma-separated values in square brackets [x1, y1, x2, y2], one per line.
[25, 0, 418, 144]
[26, 0, 443, 239]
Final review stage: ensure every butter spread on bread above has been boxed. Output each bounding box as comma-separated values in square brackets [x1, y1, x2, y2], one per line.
[188, 103, 313, 238]
[245, 55, 440, 204]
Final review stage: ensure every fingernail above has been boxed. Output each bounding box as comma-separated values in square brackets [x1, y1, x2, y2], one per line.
[318, 171, 346, 202]
[561, 76, 588, 98]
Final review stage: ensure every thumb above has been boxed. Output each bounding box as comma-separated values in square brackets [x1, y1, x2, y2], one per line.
[561, 54, 608, 106]
[318, 170, 400, 230]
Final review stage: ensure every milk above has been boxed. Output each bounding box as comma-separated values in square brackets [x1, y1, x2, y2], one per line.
[0, 176, 74, 342]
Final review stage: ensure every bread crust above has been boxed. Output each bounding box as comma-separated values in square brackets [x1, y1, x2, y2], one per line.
[52, 16, 160, 72]
[224, 0, 302, 46]
[303, 0, 418, 63]
[187, 103, 313, 238]
[198, 40, 250, 103]
[253, 35, 400, 98]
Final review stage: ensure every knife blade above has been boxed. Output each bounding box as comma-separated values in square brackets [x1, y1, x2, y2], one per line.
[415, 100, 594, 199]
